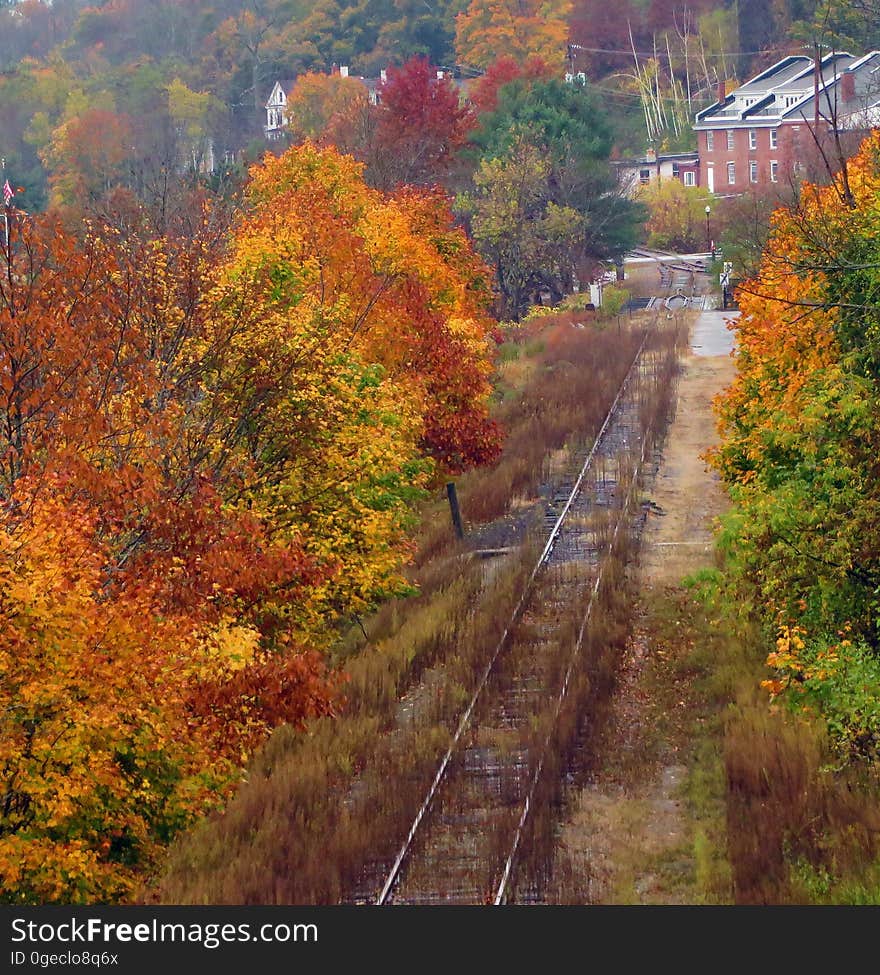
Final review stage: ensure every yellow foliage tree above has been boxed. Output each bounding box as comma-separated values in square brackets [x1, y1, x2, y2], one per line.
[285, 71, 367, 141]
[455, 0, 572, 71]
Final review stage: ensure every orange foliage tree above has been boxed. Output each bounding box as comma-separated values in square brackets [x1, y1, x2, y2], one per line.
[0, 205, 339, 902]
[455, 0, 572, 71]
[711, 132, 880, 754]
[0, 142, 502, 901]
[284, 71, 368, 141]
[226, 144, 501, 625]
[40, 108, 135, 213]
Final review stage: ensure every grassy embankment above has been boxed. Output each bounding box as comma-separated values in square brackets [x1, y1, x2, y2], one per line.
[661, 562, 880, 905]
[542, 297, 880, 906]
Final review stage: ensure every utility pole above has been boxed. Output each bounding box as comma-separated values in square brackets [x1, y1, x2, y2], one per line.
[806, 40, 832, 134]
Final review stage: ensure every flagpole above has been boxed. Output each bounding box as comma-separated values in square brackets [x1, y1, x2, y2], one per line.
[2, 178, 14, 315]
[1, 159, 7, 256]
[2, 176, 13, 261]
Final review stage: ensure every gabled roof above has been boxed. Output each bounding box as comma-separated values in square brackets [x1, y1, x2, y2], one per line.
[735, 55, 814, 93]
[693, 53, 817, 122]
[266, 79, 296, 107]
[693, 51, 880, 127]
[782, 51, 880, 123]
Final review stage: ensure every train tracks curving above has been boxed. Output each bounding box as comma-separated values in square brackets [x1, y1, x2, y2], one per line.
[353, 318, 682, 905]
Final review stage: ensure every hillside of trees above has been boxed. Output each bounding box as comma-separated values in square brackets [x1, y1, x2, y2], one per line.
[3, 0, 880, 212]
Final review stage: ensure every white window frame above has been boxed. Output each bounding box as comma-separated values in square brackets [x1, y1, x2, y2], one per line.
[770, 160, 778, 183]
[769, 128, 778, 149]
[749, 160, 758, 183]
[727, 161, 736, 185]
[706, 130, 714, 151]
[683, 171, 695, 186]
[749, 128, 757, 149]
[726, 129, 735, 150]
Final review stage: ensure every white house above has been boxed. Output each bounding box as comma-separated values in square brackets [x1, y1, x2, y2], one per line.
[265, 79, 296, 139]
[612, 149, 701, 195]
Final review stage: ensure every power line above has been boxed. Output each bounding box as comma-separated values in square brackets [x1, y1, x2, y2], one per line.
[563, 77, 722, 104]
[568, 43, 776, 59]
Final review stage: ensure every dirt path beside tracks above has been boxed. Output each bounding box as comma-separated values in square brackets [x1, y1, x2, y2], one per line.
[548, 313, 738, 904]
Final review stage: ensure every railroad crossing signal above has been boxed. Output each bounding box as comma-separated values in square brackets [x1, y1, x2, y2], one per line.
[720, 261, 734, 309]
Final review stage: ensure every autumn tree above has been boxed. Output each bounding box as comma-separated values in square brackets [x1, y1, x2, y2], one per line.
[459, 137, 583, 317]
[40, 108, 136, 213]
[0, 204, 340, 902]
[285, 70, 367, 141]
[235, 142, 501, 482]
[0, 143, 502, 900]
[467, 54, 555, 115]
[319, 56, 476, 191]
[638, 178, 713, 252]
[467, 77, 644, 313]
[712, 132, 880, 730]
[166, 77, 225, 173]
[710, 130, 880, 765]
[372, 56, 475, 189]
[454, 0, 572, 71]
[716, 183, 791, 278]
[207, 1, 287, 113]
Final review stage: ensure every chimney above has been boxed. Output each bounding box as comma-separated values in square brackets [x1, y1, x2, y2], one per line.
[717, 80, 726, 105]
[380, 68, 387, 83]
[841, 70, 855, 101]
[340, 65, 349, 78]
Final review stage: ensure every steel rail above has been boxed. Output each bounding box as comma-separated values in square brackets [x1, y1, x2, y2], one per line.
[374, 327, 653, 906]
[493, 404, 656, 904]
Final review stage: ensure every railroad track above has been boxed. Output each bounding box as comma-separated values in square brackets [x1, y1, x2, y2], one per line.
[347, 320, 681, 905]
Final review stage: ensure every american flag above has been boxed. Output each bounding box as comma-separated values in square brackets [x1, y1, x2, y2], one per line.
[2, 180, 11, 205]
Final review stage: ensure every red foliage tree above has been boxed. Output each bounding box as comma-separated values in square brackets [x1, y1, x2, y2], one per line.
[468, 55, 555, 114]
[374, 56, 475, 188]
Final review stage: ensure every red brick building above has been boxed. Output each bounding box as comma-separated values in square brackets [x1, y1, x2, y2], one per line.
[694, 51, 880, 194]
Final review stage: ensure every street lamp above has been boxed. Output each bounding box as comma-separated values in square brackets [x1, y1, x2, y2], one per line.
[705, 205, 711, 256]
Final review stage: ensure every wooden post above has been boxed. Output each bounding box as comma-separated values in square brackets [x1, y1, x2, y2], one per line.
[446, 481, 464, 540]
